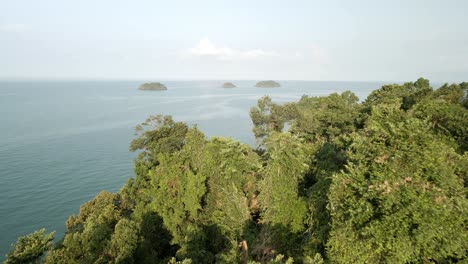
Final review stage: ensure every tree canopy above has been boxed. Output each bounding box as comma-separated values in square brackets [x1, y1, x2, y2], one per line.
[5, 79, 468, 264]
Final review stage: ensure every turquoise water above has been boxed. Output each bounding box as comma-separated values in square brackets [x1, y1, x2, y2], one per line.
[0, 80, 383, 257]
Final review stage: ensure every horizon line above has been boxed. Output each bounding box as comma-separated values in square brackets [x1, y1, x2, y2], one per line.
[0, 77, 455, 84]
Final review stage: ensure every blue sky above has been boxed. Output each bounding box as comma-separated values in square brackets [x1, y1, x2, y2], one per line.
[1, 0, 467, 81]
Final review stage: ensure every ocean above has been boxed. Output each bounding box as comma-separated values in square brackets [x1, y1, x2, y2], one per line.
[0, 80, 384, 258]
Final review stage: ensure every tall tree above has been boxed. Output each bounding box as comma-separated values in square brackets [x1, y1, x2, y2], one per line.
[250, 96, 296, 145]
[258, 132, 310, 232]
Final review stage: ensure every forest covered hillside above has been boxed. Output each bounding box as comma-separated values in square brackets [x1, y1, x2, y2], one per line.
[5, 79, 468, 264]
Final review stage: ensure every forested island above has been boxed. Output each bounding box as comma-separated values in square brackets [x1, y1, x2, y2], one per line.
[222, 82, 237, 88]
[255, 80, 281, 88]
[5, 79, 468, 264]
[139, 82, 168, 91]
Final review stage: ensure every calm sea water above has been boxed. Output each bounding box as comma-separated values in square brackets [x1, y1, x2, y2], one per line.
[0, 80, 384, 258]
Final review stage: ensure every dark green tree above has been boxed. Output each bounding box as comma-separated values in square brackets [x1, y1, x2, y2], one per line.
[258, 132, 310, 232]
[327, 104, 468, 263]
[363, 78, 433, 111]
[291, 91, 360, 142]
[104, 218, 140, 264]
[228, 131, 312, 263]
[432, 83, 465, 105]
[130, 115, 189, 164]
[250, 96, 297, 145]
[5, 229, 54, 264]
[412, 98, 468, 152]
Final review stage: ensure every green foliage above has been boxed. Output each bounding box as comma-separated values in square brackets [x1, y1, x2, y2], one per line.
[11, 78, 468, 264]
[199, 137, 261, 262]
[305, 140, 349, 257]
[45, 191, 133, 263]
[327, 104, 468, 263]
[270, 254, 294, 264]
[147, 128, 207, 245]
[132, 207, 174, 263]
[130, 115, 189, 163]
[364, 78, 433, 111]
[5, 229, 54, 264]
[291, 91, 360, 141]
[203, 138, 260, 230]
[105, 218, 140, 264]
[258, 132, 309, 232]
[142, 128, 258, 262]
[432, 83, 465, 105]
[412, 98, 468, 152]
[303, 253, 324, 264]
[460, 82, 468, 108]
[250, 96, 297, 145]
[167, 258, 192, 264]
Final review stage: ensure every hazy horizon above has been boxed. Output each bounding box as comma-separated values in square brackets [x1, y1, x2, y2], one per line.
[0, 77, 438, 83]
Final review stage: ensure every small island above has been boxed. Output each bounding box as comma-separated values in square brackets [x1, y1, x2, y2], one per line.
[138, 82, 168, 91]
[255, 80, 281, 88]
[222, 82, 236, 88]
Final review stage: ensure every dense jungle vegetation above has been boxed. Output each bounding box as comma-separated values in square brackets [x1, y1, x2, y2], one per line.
[5, 79, 468, 263]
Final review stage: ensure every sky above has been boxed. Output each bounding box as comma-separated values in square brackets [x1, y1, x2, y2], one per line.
[1, 0, 467, 82]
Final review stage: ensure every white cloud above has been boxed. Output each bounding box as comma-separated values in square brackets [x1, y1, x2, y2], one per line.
[183, 38, 278, 61]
